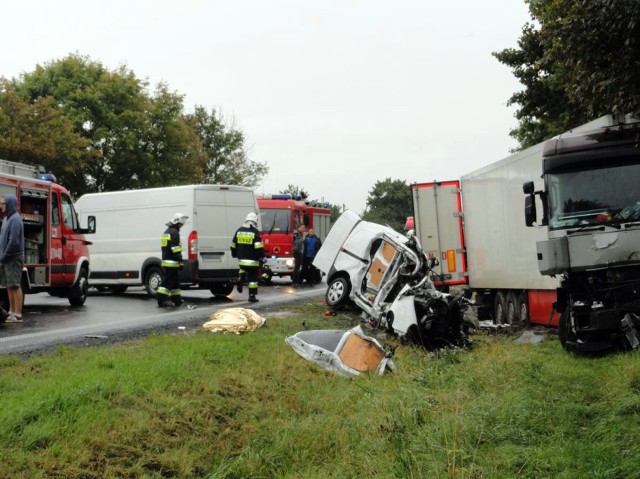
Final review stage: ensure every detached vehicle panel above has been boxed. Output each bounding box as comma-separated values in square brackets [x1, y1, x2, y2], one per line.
[313, 210, 475, 349]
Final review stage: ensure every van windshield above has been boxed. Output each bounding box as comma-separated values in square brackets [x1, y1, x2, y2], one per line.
[260, 209, 291, 234]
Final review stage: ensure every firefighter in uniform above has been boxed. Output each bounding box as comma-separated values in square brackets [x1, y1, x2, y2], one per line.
[157, 213, 188, 307]
[230, 212, 264, 303]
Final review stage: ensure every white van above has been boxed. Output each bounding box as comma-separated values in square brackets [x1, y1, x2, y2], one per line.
[75, 184, 259, 297]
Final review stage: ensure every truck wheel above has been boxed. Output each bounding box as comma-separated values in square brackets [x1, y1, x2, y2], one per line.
[494, 291, 507, 325]
[144, 266, 163, 297]
[209, 283, 234, 297]
[518, 293, 530, 325]
[558, 311, 576, 351]
[506, 292, 520, 326]
[68, 267, 89, 306]
[326, 277, 351, 309]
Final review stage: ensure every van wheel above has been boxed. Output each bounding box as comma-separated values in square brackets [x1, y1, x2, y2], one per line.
[326, 277, 351, 309]
[144, 266, 163, 297]
[69, 267, 89, 306]
[209, 283, 234, 297]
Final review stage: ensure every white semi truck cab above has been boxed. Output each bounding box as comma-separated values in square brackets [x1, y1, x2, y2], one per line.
[524, 116, 640, 352]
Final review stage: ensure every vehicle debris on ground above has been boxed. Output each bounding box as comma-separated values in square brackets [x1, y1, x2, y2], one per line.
[285, 325, 396, 377]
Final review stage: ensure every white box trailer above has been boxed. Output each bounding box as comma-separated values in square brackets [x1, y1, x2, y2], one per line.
[412, 115, 619, 326]
[75, 184, 259, 297]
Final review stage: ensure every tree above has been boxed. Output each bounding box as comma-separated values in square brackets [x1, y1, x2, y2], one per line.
[0, 79, 90, 179]
[494, 0, 640, 149]
[186, 106, 267, 188]
[9, 54, 155, 194]
[1, 53, 259, 195]
[279, 185, 308, 200]
[362, 178, 412, 232]
[329, 204, 343, 224]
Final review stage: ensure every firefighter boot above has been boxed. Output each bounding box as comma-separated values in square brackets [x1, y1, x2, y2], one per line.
[237, 271, 245, 294]
[249, 294, 258, 303]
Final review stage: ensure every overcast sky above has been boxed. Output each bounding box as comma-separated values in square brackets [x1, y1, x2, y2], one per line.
[2, 0, 531, 213]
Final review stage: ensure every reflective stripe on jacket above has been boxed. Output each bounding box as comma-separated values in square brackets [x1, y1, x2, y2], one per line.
[230, 225, 264, 265]
[161, 225, 183, 268]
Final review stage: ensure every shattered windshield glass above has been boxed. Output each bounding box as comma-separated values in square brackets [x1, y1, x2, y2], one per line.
[547, 162, 640, 230]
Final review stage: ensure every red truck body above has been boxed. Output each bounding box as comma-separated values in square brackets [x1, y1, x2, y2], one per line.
[257, 195, 331, 278]
[0, 159, 95, 310]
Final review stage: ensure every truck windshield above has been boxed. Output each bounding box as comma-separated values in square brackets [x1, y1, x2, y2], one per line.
[260, 209, 291, 234]
[547, 162, 640, 230]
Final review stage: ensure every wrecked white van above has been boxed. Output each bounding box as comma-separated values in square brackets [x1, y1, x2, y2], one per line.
[313, 210, 475, 349]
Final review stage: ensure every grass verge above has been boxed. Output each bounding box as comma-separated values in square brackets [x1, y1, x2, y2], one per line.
[1, 298, 639, 478]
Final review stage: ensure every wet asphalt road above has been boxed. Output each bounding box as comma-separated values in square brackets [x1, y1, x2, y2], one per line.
[0, 279, 325, 356]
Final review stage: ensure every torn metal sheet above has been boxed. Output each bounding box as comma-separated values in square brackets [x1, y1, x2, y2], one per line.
[285, 325, 396, 377]
[203, 307, 265, 334]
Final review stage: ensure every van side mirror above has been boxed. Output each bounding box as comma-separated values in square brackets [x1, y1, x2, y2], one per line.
[77, 215, 96, 234]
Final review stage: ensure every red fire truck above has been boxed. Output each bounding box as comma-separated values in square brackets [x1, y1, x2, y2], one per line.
[0, 159, 96, 314]
[257, 195, 332, 281]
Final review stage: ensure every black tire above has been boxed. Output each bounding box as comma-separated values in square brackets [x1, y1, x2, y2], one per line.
[325, 276, 351, 309]
[68, 267, 89, 306]
[518, 292, 530, 325]
[494, 291, 507, 325]
[506, 291, 519, 326]
[209, 283, 234, 297]
[0, 289, 9, 313]
[109, 285, 128, 295]
[144, 265, 163, 297]
[558, 311, 576, 351]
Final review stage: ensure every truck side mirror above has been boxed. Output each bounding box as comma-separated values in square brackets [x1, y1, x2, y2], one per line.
[523, 181, 535, 195]
[524, 195, 537, 227]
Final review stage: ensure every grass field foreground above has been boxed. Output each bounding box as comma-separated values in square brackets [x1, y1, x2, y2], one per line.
[1, 298, 640, 478]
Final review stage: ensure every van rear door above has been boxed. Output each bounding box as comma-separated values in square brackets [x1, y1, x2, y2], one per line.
[195, 187, 255, 284]
[313, 210, 360, 274]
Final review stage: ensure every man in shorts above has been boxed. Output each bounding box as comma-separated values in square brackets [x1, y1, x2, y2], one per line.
[0, 194, 25, 322]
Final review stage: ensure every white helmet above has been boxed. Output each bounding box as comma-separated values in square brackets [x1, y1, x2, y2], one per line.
[245, 212, 258, 225]
[171, 213, 189, 225]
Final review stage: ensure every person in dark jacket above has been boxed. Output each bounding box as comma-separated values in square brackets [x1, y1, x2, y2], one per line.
[157, 213, 188, 307]
[302, 228, 322, 286]
[230, 212, 264, 303]
[291, 223, 306, 286]
[0, 194, 25, 322]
